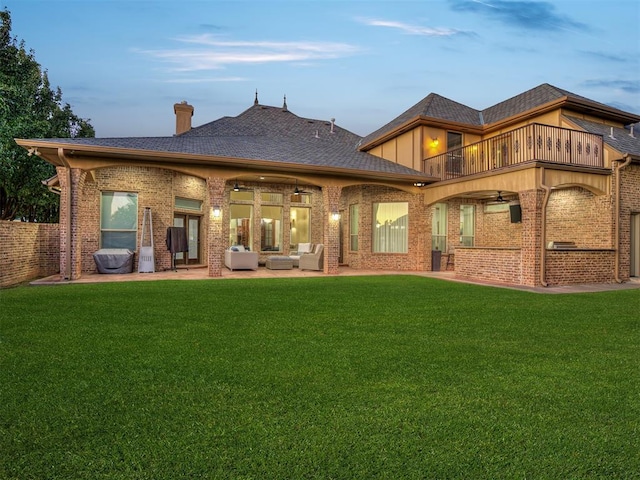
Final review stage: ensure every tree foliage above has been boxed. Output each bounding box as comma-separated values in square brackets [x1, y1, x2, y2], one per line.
[0, 8, 94, 222]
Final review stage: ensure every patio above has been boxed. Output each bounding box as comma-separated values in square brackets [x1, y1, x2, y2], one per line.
[28, 264, 640, 294]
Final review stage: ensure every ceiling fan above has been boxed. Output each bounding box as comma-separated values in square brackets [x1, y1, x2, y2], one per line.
[293, 180, 311, 196]
[495, 191, 506, 203]
[232, 181, 251, 192]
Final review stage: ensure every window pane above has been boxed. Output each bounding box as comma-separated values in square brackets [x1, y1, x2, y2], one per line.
[432, 203, 448, 251]
[175, 197, 202, 211]
[350, 204, 359, 251]
[101, 192, 137, 230]
[372, 202, 408, 253]
[291, 193, 311, 204]
[447, 131, 462, 150]
[101, 192, 137, 250]
[290, 207, 310, 246]
[230, 204, 253, 248]
[101, 232, 137, 250]
[261, 205, 282, 252]
[261, 192, 283, 204]
[460, 204, 475, 246]
[230, 190, 254, 201]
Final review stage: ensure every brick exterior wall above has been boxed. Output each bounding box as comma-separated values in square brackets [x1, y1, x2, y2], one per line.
[76, 166, 208, 274]
[455, 247, 523, 285]
[618, 164, 640, 281]
[33, 162, 638, 287]
[545, 250, 616, 285]
[547, 187, 612, 248]
[0, 221, 59, 287]
[341, 185, 428, 271]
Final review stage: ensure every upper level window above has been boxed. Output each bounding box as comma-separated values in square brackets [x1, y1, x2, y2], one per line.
[447, 131, 462, 150]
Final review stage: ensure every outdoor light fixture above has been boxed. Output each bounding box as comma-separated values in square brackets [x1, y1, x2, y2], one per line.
[413, 182, 427, 187]
[212, 206, 221, 218]
[430, 137, 439, 148]
[233, 183, 240, 192]
[331, 211, 340, 221]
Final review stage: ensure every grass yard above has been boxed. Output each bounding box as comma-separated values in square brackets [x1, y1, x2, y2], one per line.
[1, 276, 639, 479]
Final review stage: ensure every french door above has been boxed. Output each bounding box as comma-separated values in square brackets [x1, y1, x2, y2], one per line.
[173, 214, 201, 265]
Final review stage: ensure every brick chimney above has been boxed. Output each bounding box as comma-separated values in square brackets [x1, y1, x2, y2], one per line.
[173, 101, 194, 135]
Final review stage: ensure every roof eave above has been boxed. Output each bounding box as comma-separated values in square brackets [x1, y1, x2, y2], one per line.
[15, 138, 431, 184]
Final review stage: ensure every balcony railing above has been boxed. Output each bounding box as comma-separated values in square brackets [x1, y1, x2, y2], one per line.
[423, 124, 603, 181]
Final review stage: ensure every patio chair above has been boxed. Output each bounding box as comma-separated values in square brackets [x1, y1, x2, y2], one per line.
[299, 244, 324, 271]
[224, 246, 259, 271]
[289, 242, 313, 267]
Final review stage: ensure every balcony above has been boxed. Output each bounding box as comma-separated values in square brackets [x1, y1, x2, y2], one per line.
[423, 124, 604, 181]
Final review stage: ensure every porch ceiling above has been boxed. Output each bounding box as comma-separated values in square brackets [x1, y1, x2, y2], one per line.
[422, 163, 611, 205]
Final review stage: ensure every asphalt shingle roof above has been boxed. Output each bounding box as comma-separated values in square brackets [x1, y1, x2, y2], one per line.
[360, 94, 482, 147]
[566, 116, 640, 157]
[35, 103, 426, 178]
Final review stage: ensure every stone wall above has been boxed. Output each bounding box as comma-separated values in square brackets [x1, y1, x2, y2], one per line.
[0, 221, 59, 287]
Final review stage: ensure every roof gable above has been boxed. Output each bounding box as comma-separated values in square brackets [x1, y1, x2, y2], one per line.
[360, 93, 481, 148]
[360, 83, 640, 150]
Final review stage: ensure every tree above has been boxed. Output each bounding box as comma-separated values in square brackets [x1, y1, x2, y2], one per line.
[0, 8, 94, 222]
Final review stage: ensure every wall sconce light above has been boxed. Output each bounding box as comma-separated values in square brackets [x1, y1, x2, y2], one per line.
[331, 211, 341, 221]
[212, 206, 221, 218]
[430, 137, 439, 148]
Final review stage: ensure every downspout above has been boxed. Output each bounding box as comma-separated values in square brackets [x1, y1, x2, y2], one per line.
[539, 167, 551, 287]
[58, 148, 72, 280]
[614, 154, 632, 283]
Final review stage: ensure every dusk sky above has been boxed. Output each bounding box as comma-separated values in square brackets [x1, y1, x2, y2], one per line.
[7, 0, 640, 138]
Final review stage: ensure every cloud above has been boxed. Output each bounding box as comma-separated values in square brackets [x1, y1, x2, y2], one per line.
[137, 34, 360, 72]
[358, 18, 468, 37]
[581, 79, 640, 94]
[164, 76, 248, 83]
[580, 50, 630, 64]
[448, 0, 590, 32]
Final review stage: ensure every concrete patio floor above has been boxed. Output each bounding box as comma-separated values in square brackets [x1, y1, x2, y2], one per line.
[29, 265, 640, 295]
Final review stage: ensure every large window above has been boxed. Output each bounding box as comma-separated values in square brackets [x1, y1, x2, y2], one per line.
[460, 204, 475, 246]
[350, 204, 359, 251]
[432, 203, 448, 252]
[229, 204, 253, 248]
[100, 192, 138, 250]
[261, 205, 283, 252]
[373, 202, 408, 253]
[290, 207, 310, 247]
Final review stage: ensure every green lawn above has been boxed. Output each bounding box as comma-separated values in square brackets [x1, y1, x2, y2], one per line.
[1, 276, 639, 479]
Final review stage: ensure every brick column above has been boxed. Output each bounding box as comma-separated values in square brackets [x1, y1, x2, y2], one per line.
[413, 196, 429, 271]
[424, 202, 435, 271]
[69, 169, 87, 280]
[56, 166, 70, 280]
[322, 185, 342, 274]
[56, 166, 86, 280]
[207, 177, 226, 277]
[519, 189, 545, 286]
